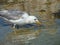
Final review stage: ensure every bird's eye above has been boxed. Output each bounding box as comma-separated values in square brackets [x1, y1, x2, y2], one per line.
[34, 19, 36, 20]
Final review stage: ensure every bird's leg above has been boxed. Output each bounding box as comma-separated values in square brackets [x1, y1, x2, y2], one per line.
[11, 24, 20, 29]
[13, 24, 16, 28]
[13, 24, 17, 34]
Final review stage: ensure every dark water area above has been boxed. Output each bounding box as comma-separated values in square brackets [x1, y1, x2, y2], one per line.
[0, 18, 60, 45]
[0, 19, 12, 41]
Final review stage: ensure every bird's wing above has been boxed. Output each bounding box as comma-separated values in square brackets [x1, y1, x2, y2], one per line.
[0, 10, 29, 20]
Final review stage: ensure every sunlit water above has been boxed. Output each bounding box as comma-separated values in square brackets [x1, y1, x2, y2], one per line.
[0, 18, 60, 45]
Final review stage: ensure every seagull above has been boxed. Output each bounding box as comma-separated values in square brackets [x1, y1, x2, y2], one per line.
[0, 10, 41, 29]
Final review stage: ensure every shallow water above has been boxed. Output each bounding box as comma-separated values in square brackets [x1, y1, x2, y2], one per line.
[0, 18, 60, 45]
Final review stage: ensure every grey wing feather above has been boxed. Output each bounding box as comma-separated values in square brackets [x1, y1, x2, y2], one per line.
[0, 10, 25, 20]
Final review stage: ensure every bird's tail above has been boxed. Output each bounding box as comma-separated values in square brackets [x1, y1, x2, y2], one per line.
[0, 14, 9, 21]
[0, 14, 4, 19]
[0, 10, 8, 17]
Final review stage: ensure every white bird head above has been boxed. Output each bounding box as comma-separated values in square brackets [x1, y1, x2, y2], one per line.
[26, 16, 42, 25]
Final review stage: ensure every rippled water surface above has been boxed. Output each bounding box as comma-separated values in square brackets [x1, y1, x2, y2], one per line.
[0, 18, 60, 45]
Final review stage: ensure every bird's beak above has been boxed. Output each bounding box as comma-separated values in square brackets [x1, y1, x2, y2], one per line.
[36, 20, 41, 25]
